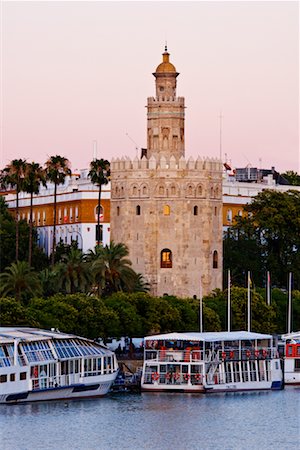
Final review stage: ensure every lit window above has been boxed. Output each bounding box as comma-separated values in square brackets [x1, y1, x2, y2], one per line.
[161, 249, 172, 268]
[213, 250, 218, 269]
[163, 205, 170, 216]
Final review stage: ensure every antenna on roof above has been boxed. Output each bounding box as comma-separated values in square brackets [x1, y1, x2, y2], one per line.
[126, 133, 139, 157]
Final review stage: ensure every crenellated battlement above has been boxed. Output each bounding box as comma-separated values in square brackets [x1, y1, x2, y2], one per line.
[147, 96, 185, 105]
[111, 155, 222, 173]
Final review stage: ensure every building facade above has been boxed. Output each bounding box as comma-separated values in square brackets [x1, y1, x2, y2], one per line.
[4, 169, 111, 255]
[110, 49, 223, 298]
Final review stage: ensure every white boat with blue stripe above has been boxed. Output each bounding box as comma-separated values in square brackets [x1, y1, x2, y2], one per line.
[0, 327, 118, 403]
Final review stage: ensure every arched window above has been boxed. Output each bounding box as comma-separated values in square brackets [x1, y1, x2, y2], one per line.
[163, 205, 170, 215]
[95, 205, 104, 222]
[117, 206, 120, 216]
[132, 186, 138, 196]
[227, 209, 232, 223]
[136, 205, 141, 215]
[142, 185, 148, 195]
[159, 185, 164, 195]
[193, 205, 198, 216]
[171, 185, 176, 195]
[213, 250, 218, 269]
[238, 210, 243, 217]
[161, 249, 172, 268]
[197, 185, 202, 197]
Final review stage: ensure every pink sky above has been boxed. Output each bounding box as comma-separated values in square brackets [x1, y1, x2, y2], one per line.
[1, 1, 299, 173]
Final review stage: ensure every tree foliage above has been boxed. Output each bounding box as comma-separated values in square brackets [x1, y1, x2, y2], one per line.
[224, 190, 300, 289]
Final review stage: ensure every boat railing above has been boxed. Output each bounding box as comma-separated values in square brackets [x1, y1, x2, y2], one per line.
[31, 373, 82, 390]
[143, 371, 203, 385]
[206, 366, 271, 385]
[144, 349, 207, 363]
[214, 347, 278, 362]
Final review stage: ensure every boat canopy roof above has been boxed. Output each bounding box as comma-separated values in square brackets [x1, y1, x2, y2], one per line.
[144, 331, 273, 343]
[0, 327, 113, 355]
[280, 331, 300, 342]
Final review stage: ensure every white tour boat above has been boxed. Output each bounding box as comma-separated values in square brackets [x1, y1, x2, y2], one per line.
[278, 331, 300, 386]
[0, 327, 118, 403]
[141, 331, 283, 393]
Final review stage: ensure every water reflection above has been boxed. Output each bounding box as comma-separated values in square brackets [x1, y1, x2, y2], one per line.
[0, 389, 299, 450]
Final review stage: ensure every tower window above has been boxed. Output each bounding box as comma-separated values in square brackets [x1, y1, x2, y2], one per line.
[136, 205, 141, 215]
[161, 249, 172, 268]
[159, 86, 164, 92]
[213, 250, 218, 269]
[163, 205, 170, 216]
[193, 206, 198, 216]
[117, 206, 120, 216]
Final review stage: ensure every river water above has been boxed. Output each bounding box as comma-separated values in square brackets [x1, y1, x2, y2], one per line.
[1, 388, 299, 450]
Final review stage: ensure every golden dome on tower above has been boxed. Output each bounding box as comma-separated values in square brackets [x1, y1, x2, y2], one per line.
[155, 46, 177, 74]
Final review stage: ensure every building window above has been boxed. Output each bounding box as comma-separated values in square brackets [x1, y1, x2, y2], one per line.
[227, 209, 232, 223]
[161, 249, 172, 268]
[95, 205, 104, 222]
[96, 225, 103, 243]
[213, 250, 218, 269]
[117, 206, 120, 216]
[136, 205, 141, 215]
[238, 210, 243, 217]
[163, 205, 170, 216]
[197, 185, 202, 196]
[193, 206, 198, 216]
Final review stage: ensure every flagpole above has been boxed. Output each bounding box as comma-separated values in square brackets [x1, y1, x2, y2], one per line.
[247, 271, 251, 332]
[267, 271, 271, 306]
[288, 272, 292, 334]
[227, 269, 231, 332]
[199, 275, 203, 333]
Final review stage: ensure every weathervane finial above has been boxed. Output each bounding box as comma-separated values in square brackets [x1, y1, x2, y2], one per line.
[165, 41, 168, 52]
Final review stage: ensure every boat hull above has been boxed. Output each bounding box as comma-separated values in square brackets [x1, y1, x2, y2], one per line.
[1, 379, 115, 404]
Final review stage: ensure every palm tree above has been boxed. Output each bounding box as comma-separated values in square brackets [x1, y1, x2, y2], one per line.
[91, 241, 140, 296]
[88, 159, 110, 246]
[55, 248, 91, 294]
[1, 159, 27, 261]
[23, 162, 47, 266]
[0, 261, 42, 302]
[45, 155, 71, 265]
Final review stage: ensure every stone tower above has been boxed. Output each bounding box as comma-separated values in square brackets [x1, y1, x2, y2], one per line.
[110, 49, 223, 298]
[147, 46, 185, 160]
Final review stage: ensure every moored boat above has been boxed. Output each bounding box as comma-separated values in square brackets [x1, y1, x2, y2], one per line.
[278, 331, 300, 385]
[0, 327, 118, 403]
[141, 331, 283, 393]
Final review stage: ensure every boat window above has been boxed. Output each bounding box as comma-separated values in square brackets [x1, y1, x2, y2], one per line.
[20, 372, 27, 380]
[21, 341, 55, 362]
[0, 375, 7, 383]
[295, 360, 300, 372]
[10, 373, 15, 382]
